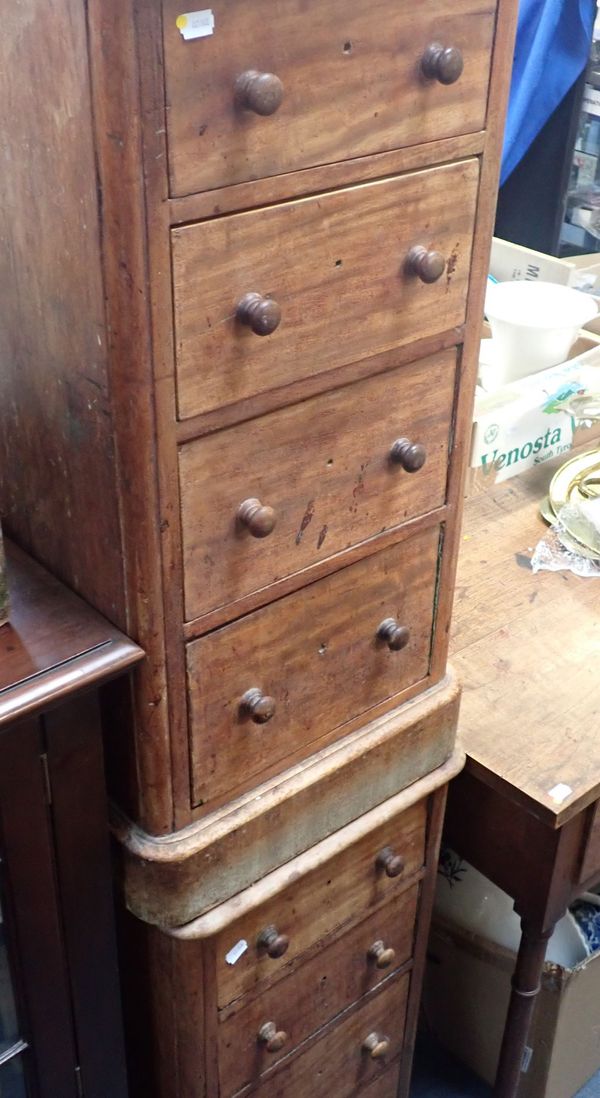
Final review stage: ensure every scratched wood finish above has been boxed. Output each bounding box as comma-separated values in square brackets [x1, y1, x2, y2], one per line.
[172, 161, 478, 419]
[214, 800, 425, 1007]
[0, 0, 124, 624]
[451, 444, 600, 826]
[233, 972, 410, 1098]
[161, 0, 496, 197]
[187, 528, 440, 808]
[180, 351, 455, 621]
[218, 888, 417, 1095]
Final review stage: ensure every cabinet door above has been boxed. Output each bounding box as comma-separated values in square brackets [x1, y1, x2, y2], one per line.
[0, 718, 79, 1098]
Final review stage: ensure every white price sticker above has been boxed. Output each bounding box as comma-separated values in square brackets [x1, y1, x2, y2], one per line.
[176, 10, 215, 40]
[548, 783, 573, 805]
[225, 939, 248, 966]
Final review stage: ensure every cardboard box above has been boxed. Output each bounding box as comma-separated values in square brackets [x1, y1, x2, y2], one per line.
[467, 334, 600, 496]
[490, 238, 600, 295]
[424, 915, 600, 1098]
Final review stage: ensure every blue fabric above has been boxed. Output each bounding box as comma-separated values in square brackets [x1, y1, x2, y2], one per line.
[501, 0, 596, 184]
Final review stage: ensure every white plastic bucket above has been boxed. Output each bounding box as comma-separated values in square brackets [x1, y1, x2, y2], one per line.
[484, 279, 598, 386]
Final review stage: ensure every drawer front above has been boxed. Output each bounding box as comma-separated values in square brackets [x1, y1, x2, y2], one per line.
[187, 528, 440, 808]
[219, 887, 418, 1095]
[215, 799, 426, 1007]
[172, 162, 478, 420]
[162, 0, 496, 197]
[180, 351, 455, 622]
[236, 973, 410, 1098]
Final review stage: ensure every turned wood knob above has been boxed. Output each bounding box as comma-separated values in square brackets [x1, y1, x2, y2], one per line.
[237, 498, 277, 538]
[363, 1032, 391, 1060]
[390, 438, 427, 472]
[421, 43, 464, 85]
[407, 245, 446, 284]
[376, 847, 405, 878]
[377, 619, 410, 652]
[240, 688, 277, 725]
[237, 292, 282, 336]
[368, 940, 397, 970]
[235, 70, 284, 115]
[257, 925, 290, 959]
[258, 1021, 288, 1053]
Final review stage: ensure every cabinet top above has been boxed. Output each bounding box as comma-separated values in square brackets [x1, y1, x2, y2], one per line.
[0, 541, 143, 728]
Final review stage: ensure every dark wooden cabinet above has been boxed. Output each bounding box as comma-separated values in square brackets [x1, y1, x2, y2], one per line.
[0, 546, 142, 1098]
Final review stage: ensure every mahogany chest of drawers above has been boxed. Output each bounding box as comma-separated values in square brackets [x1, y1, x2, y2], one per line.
[0, 1, 517, 1094]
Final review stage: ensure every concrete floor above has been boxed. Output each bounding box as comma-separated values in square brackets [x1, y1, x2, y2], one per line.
[410, 1030, 600, 1097]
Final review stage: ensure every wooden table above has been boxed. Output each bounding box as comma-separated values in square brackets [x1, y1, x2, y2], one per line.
[0, 542, 143, 1097]
[445, 446, 600, 1098]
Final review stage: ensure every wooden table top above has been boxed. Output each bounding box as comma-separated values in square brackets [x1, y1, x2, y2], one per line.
[451, 445, 600, 828]
[0, 541, 143, 727]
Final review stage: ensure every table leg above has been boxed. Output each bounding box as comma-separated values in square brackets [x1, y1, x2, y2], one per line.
[492, 919, 553, 1098]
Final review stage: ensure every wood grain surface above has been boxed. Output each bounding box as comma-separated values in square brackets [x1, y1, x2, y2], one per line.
[0, 0, 123, 623]
[214, 800, 425, 1007]
[451, 444, 600, 825]
[218, 889, 417, 1094]
[187, 529, 440, 807]
[118, 686, 461, 926]
[0, 542, 142, 727]
[180, 351, 455, 621]
[161, 0, 496, 197]
[232, 972, 410, 1098]
[172, 161, 478, 419]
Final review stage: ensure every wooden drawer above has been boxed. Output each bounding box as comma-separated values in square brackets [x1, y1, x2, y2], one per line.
[187, 528, 440, 808]
[180, 351, 454, 623]
[232, 972, 410, 1097]
[172, 162, 478, 420]
[218, 887, 418, 1095]
[214, 799, 425, 1007]
[162, 0, 496, 198]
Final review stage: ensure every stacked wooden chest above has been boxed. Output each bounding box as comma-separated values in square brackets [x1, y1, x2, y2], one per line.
[0, 1, 517, 1094]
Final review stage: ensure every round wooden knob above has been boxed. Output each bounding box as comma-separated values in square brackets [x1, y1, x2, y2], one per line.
[240, 688, 277, 725]
[367, 940, 397, 970]
[421, 43, 464, 85]
[258, 1021, 288, 1053]
[363, 1032, 391, 1060]
[377, 619, 410, 652]
[237, 292, 282, 336]
[407, 245, 446, 284]
[390, 438, 427, 472]
[257, 925, 290, 959]
[237, 498, 277, 538]
[235, 70, 284, 115]
[376, 847, 405, 878]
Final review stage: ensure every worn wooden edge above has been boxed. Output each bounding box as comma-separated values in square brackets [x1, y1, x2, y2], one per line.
[113, 671, 463, 926]
[165, 750, 464, 940]
[86, 0, 176, 834]
[397, 784, 448, 1097]
[115, 670, 461, 859]
[465, 755, 600, 832]
[0, 639, 143, 730]
[167, 132, 486, 225]
[428, 0, 520, 687]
